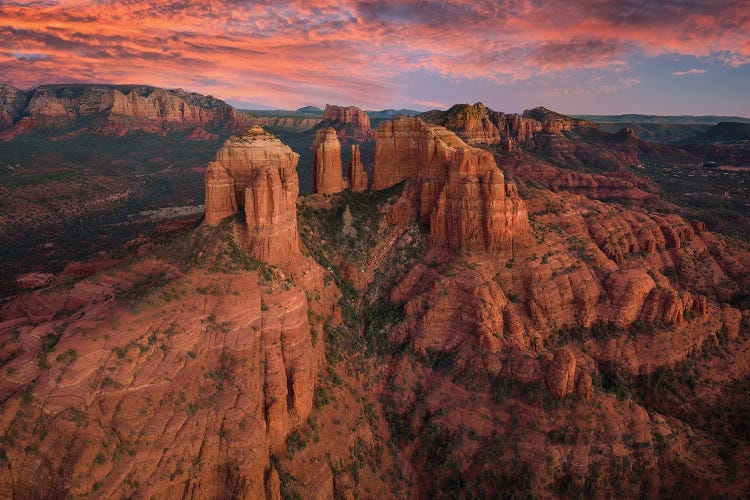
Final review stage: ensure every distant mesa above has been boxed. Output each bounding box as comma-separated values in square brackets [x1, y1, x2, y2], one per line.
[0, 83, 244, 140]
[320, 104, 376, 141]
[367, 108, 421, 119]
[419, 102, 593, 151]
[296, 105, 323, 114]
[683, 121, 750, 144]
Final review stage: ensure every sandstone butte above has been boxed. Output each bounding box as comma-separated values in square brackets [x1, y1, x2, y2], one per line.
[0, 125, 339, 498]
[373, 115, 532, 253]
[420, 102, 596, 151]
[348, 144, 368, 192]
[312, 127, 345, 194]
[204, 126, 301, 266]
[322, 104, 376, 140]
[0, 84, 244, 140]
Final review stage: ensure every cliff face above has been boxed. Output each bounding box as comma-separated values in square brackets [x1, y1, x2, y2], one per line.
[374, 116, 531, 253]
[0, 84, 244, 140]
[0, 239, 333, 498]
[321, 104, 376, 141]
[348, 144, 368, 192]
[312, 127, 344, 194]
[0, 84, 29, 129]
[243, 113, 320, 132]
[420, 103, 597, 151]
[205, 126, 301, 266]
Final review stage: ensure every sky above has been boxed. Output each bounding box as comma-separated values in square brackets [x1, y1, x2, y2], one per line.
[1, 0, 749, 115]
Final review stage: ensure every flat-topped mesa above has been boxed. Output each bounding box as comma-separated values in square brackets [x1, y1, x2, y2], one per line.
[204, 125, 300, 266]
[348, 144, 368, 192]
[312, 127, 344, 194]
[322, 104, 376, 140]
[0, 84, 244, 140]
[374, 116, 532, 253]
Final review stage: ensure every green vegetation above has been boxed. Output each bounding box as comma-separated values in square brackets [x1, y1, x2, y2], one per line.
[0, 130, 225, 298]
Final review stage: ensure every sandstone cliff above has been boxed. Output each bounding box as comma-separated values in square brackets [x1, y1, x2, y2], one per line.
[0, 84, 245, 140]
[0, 84, 29, 129]
[374, 116, 531, 253]
[348, 144, 368, 192]
[243, 112, 320, 132]
[205, 126, 301, 266]
[321, 104, 375, 141]
[420, 103, 599, 152]
[313, 127, 344, 194]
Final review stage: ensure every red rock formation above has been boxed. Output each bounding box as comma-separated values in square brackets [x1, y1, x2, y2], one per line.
[0, 84, 28, 129]
[374, 116, 531, 253]
[245, 113, 320, 132]
[722, 306, 742, 339]
[204, 126, 301, 266]
[0, 242, 331, 498]
[323, 104, 372, 131]
[313, 127, 344, 194]
[348, 144, 368, 192]
[546, 348, 577, 398]
[204, 162, 237, 225]
[0, 84, 245, 140]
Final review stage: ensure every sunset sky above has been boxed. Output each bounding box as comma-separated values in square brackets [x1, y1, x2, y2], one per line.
[2, 0, 749, 115]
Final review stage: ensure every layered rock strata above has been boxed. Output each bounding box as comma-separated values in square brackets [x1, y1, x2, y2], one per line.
[374, 116, 531, 253]
[323, 104, 372, 132]
[204, 126, 300, 266]
[420, 103, 594, 150]
[348, 144, 368, 192]
[313, 127, 344, 194]
[0, 84, 244, 140]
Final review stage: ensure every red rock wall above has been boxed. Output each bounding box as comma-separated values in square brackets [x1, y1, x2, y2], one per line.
[205, 126, 301, 266]
[348, 144, 368, 192]
[313, 127, 344, 194]
[374, 116, 531, 253]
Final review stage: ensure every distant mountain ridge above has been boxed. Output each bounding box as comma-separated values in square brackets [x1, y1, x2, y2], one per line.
[576, 114, 750, 125]
[682, 121, 750, 144]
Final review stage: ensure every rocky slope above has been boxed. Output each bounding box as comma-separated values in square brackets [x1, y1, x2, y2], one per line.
[0, 84, 246, 140]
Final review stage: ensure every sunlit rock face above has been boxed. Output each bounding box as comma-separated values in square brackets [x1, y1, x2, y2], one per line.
[204, 126, 301, 266]
[374, 116, 531, 253]
[313, 127, 344, 194]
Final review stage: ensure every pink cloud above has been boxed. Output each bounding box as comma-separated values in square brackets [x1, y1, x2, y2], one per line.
[673, 68, 708, 76]
[0, 1, 748, 107]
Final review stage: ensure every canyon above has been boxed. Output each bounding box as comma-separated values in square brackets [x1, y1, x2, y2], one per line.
[0, 93, 749, 498]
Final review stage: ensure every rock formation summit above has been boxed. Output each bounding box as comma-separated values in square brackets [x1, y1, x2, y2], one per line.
[313, 127, 344, 194]
[374, 115, 531, 253]
[322, 104, 376, 141]
[204, 126, 300, 266]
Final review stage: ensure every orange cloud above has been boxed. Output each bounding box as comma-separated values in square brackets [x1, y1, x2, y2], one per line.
[0, 0, 748, 108]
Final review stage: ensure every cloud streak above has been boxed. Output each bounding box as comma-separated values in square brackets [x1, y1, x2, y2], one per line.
[0, 0, 748, 108]
[673, 68, 708, 76]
